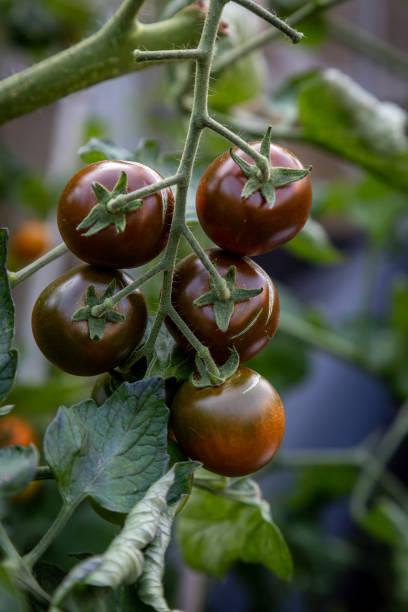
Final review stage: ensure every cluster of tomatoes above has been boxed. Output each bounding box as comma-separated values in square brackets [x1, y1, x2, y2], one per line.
[30, 142, 312, 478]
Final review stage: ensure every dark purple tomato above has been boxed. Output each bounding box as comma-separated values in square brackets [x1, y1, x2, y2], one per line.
[32, 265, 147, 376]
[171, 366, 285, 476]
[58, 160, 174, 268]
[196, 143, 312, 255]
[166, 249, 279, 364]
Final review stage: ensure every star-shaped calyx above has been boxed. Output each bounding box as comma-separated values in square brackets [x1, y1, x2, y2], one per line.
[192, 347, 240, 388]
[71, 280, 124, 341]
[193, 266, 263, 332]
[76, 171, 143, 236]
[230, 127, 311, 208]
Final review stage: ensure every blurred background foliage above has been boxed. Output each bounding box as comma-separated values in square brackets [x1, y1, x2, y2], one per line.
[1, 0, 408, 610]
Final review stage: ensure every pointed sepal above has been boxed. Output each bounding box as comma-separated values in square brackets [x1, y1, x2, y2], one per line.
[71, 280, 125, 341]
[75, 172, 145, 236]
[191, 347, 240, 388]
[193, 266, 263, 332]
[230, 127, 311, 208]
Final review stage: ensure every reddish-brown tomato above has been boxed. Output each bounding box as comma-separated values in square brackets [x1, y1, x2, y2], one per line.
[165, 249, 279, 364]
[171, 366, 285, 477]
[57, 160, 174, 268]
[32, 265, 148, 376]
[196, 143, 312, 255]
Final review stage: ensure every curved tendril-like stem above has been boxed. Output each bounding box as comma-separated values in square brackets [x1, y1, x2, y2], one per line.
[232, 0, 304, 43]
[213, 0, 348, 77]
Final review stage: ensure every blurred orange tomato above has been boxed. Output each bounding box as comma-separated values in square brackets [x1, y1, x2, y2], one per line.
[10, 220, 53, 265]
[0, 415, 41, 502]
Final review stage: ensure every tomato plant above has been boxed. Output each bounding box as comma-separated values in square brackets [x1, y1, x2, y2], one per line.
[166, 248, 279, 364]
[57, 160, 174, 268]
[171, 366, 284, 476]
[196, 142, 312, 255]
[32, 265, 148, 376]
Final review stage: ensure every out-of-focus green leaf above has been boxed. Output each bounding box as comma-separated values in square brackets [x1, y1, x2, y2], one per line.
[44, 379, 169, 513]
[362, 498, 408, 604]
[0, 444, 38, 498]
[0, 565, 28, 612]
[177, 474, 292, 580]
[316, 176, 407, 247]
[285, 217, 342, 264]
[247, 330, 310, 392]
[269, 70, 408, 192]
[210, 4, 266, 111]
[299, 69, 408, 190]
[290, 464, 358, 512]
[78, 139, 134, 164]
[0, 229, 17, 405]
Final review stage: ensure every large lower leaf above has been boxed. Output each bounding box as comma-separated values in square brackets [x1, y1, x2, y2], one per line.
[0, 445, 38, 498]
[44, 379, 169, 512]
[0, 229, 17, 403]
[177, 473, 292, 580]
[51, 463, 198, 610]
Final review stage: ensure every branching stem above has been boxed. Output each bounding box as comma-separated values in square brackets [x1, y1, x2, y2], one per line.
[232, 0, 304, 43]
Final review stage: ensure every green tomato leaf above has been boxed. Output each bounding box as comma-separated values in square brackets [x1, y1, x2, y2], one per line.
[0, 565, 28, 612]
[51, 464, 199, 609]
[44, 379, 169, 512]
[285, 218, 342, 264]
[147, 324, 194, 383]
[298, 69, 408, 192]
[177, 476, 292, 580]
[0, 444, 38, 498]
[78, 139, 133, 163]
[0, 229, 17, 404]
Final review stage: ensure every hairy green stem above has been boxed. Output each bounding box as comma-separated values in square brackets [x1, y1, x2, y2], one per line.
[133, 0, 228, 377]
[134, 48, 206, 62]
[9, 243, 68, 288]
[232, 0, 304, 43]
[24, 502, 79, 569]
[0, 523, 51, 604]
[0, 4, 206, 124]
[91, 261, 165, 317]
[183, 226, 230, 300]
[213, 0, 348, 76]
[203, 115, 270, 180]
[107, 174, 182, 213]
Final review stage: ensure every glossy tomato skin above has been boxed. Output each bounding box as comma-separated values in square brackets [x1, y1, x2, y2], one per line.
[165, 249, 279, 364]
[58, 160, 174, 268]
[171, 367, 285, 477]
[32, 265, 147, 376]
[196, 143, 312, 256]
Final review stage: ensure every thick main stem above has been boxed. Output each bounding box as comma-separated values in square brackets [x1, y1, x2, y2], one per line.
[139, 0, 227, 376]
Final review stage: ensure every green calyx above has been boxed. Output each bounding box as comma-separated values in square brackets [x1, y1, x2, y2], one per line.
[230, 126, 311, 207]
[192, 347, 240, 388]
[76, 172, 143, 236]
[72, 280, 124, 341]
[193, 265, 263, 332]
